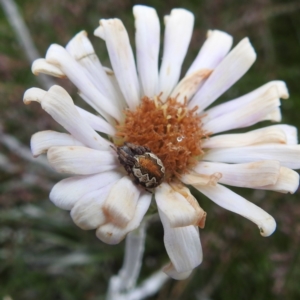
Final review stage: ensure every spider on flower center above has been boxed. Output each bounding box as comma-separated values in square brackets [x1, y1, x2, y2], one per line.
[112, 142, 165, 190]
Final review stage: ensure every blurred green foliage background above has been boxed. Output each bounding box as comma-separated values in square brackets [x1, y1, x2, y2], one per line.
[1, 0, 300, 299]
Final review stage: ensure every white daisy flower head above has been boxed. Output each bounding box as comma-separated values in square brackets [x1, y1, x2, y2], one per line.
[24, 5, 300, 280]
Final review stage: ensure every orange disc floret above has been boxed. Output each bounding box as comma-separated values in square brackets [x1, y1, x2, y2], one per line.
[115, 96, 208, 179]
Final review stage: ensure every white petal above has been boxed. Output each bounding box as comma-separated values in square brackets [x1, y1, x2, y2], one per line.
[77, 92, 115, 125]
[189, 38, 257, 111]
[163, 262, 193, 280]
[102, 176, 141, 227]
[155, 183, 199, 227]
[98, 19, 140, 110]
[170, 69, 213, 104]
[23, 87, 46, 104]
[203, 144, 300, 169]
[46, 44, 122, 121]
[193, 161, 281, 188]
[202, 125, 297, 149]
[75, 106, 116, 136]
[180, 171, 222, 187]
[32, 58, 66, 78]
[66, 31, 125, 111]
[70, 183, 114, 230]
[47, 146, 117, 174]
[186, 30, 233, 75]
[32, 85, 111, 150]
[203, 95, 280, 134]
[196, 183, 276, 236]
[96, 192, 151, 244]
[255, 167, 299, 194]
[102, 67, 127, 106]
[202, 81, 288, 134]
[159, 209, 202, 273]
[31, 130, 84, 157]
[159, 9, 194, 101]
[49, 170, 122, 210]
[202, 81, 288, 121]
[167, 182, 207, 228]
[66, 31, 112, 97]
[276, 125, 298, 145]
[94, 25, 104, 39]
[266, 107, 282, 122]
[133, 5, 160, 97]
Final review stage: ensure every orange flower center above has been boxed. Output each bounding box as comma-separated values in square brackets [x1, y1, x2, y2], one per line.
[115, 96, 208, 179]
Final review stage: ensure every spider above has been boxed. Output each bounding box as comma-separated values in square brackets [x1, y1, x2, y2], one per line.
[112, 142, 165, 190]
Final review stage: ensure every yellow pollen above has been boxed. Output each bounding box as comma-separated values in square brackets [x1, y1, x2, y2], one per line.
[115, 96, 209, 179]
[153, 95, 159, 108]
[161, 104, 168, 118]
[167, 124, 171, 133]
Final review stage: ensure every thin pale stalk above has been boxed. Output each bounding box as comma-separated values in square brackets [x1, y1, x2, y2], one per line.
[119, 224, 147, 290]
[0, 0, 54, 89]
[106, 214, 168, 300]
[0, 131, 55, 172]
[125, 271, 169, 300]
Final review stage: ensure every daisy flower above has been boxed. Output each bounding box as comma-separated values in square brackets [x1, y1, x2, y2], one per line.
[23, 5, 300, 280]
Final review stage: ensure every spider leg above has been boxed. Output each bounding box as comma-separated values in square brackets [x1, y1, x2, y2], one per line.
[124, 142, 151, 155]
[117, 149, 136, 166]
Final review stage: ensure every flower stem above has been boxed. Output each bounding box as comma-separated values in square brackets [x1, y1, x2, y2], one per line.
[106, 214, 169, 300]
[0, 0, 55, 89]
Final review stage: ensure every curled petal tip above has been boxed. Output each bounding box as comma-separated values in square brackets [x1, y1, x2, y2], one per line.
[23, 87, 46, 105]
[163, 262, 193, 280]
[259, 216, 276, 237]
[32, 58, 66, 78]
[94, 26, 104, 39]
[45, 43, 65, 65]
